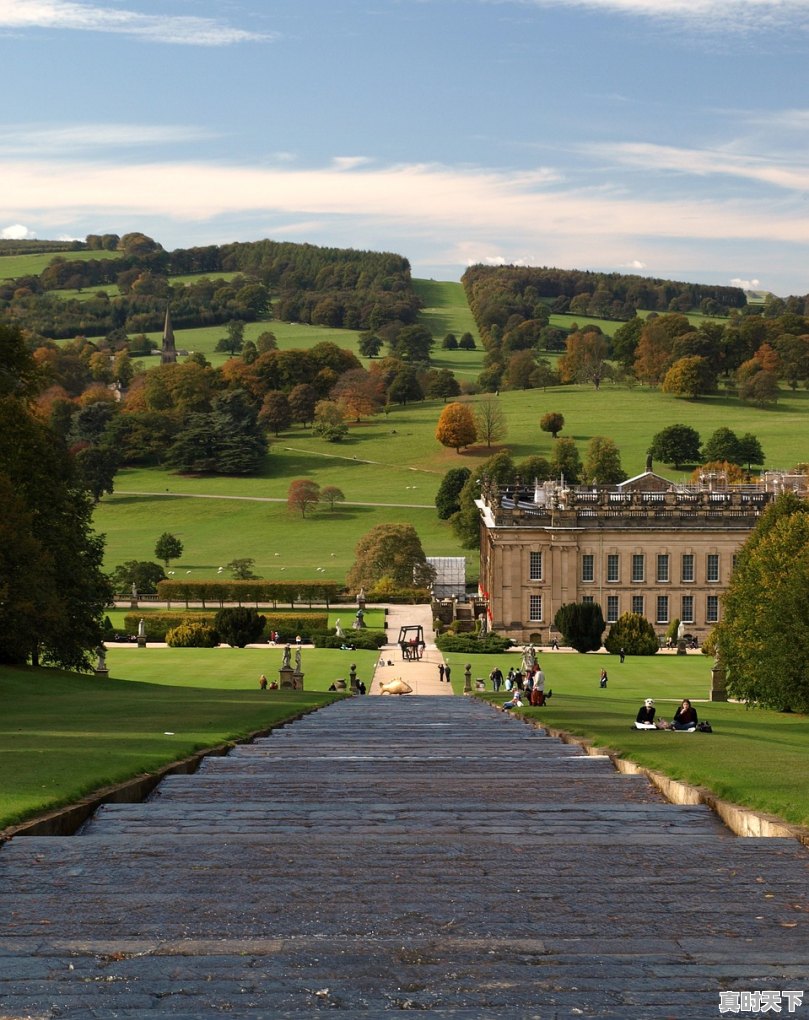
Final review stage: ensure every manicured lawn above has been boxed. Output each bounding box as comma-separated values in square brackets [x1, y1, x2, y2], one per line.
[463, 650, 809, 828]
[0, 664, 345, 830]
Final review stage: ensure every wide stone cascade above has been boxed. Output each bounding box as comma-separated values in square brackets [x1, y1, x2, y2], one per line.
[1, 696, 808, 1018]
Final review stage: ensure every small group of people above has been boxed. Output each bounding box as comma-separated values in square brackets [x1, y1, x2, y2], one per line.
[634, 697, 700, 731]
[497, 661, 552, 707]
[258, 673, 278, 691]
[437, 663, 452, 683]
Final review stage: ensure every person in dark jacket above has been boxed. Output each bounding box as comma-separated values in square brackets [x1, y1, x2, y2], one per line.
[635, 698, 656, 729]
[672, 698, 698, 731]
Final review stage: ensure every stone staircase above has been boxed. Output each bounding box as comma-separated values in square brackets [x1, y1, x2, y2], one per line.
[1, 696, 808, 1018]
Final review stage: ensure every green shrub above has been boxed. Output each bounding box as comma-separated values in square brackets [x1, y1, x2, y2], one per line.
[366, 581, 431, 603]
[604, 613, 659, 656]
[435, 633, 513, 654]
[214, 607, 267, 648]
[265, 614, 329, 640]
[311, 630, 387, 650]
[666, 618, 681, 643]
[165, 622, 220, 647]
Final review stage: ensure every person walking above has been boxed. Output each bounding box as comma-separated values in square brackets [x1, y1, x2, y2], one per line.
[444, 663, 452, 686]
[490, 666, 503, 692]
[438, 663, 445, 683]
[599, 668, 608, 688]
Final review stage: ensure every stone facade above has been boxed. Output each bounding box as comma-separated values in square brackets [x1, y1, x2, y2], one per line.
[476, 470, 786, 644]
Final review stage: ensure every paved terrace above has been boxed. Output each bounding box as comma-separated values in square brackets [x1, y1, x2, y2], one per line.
[1, 697, 809, 1018]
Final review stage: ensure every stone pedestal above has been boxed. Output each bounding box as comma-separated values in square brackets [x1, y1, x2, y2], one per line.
[463, 663, 472, 695]
[710, 660, 728, 702]
[349, 663, 359, 695]
[137, 636, 147, 649]
[292, 671, 304, 690]
[676, 639, 687, 656]
[279, 666, 295, 689]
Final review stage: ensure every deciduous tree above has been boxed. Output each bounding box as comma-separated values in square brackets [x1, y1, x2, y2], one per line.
[320, 485, 345, 511]
[648, 424, 701, 469]
[474, 396, 508, 448]
[540, 411, 564, 439]
[155, 532, 183, 567]
[582, 436, 626, 484]
[436, 401, 477, 453]
[287, 479, 320, 517]
[346, 523, 435, 590]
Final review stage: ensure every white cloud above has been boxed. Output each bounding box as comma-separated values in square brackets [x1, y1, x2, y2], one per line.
[1, 223, 35, 239]
[585, 141, 809, 192]
[2, 123, 218, 155]
[3, 156, 808, 247]
[731, 277, 762, 290]
[502, 0, 809, 32]
[620, 259, 647, 270]
[332, 156, 374, 171]
[0, 0, 273, 45]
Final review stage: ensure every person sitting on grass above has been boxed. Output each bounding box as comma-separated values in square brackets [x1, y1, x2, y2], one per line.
[634, 698, 657, 729]
[503, 691, 524, 710]
[671, 698, 698, 731]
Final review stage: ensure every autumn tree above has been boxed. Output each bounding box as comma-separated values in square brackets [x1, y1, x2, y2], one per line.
[288, 383, 318, 427]
[259, 390, 292, 436]
[558, 329, 611, 388]
[331, 368, 385, 421]
[474, 396, 507, 448]
[320, 485, 345, 511]
[634, 313, 692, 386]
[436, 401, 477, 453]
[287, 479, 320, 517]
[540, 411, 565, 439]
[661, 355, 715, 398]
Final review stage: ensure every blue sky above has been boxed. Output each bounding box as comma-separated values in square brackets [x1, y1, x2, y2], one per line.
[2, 0, 809, 295]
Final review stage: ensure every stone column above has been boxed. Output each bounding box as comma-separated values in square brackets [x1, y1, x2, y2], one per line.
[349, 663, 359, 694]
[710, 656, 728, 702]
[463, 663, 472, 695]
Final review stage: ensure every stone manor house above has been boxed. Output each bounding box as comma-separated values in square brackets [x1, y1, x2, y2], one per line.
[476, 465, 805, 645]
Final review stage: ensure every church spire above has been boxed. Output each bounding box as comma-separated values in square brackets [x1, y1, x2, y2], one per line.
[161, 304, 177, 364]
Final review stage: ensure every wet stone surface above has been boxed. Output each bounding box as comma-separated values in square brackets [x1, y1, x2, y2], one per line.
[1, 696, 808, 1018]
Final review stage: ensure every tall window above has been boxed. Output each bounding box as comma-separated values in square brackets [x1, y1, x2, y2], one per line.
[529, 551, 542, 581]
[656, 554, 669, 583]
[631, 595, 644, 615]
[607, 553, 619, 582]
[706, 595, 719, 623]
[681, 553, 694, 582]
[581, 553, 594, 582]
[606, 595, 619, 623]
[529, 595, 542, 622]
[656, 595, 669, 624]
[582, 595, 594, 604]
[632, 554, 645, 582]
[681, 595, 694, 624]
[707, 554, 720, 582]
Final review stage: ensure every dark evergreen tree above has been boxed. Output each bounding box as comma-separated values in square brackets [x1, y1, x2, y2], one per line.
[435, 467, 472, 520]
[554, 602, 605, 653]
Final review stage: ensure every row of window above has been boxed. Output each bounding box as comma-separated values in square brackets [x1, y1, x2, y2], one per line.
[528, 593, 719, 625]
[529, 551, 725, 584]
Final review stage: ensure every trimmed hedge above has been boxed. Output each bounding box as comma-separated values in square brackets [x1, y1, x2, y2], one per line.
[125, 612, 329, 642]
[166, 622, 220, 648]
[311, 630, 387, 650]
[125, 613, 216, 641]
[435, 633, 514, 654]
[156, 579, 342, 607]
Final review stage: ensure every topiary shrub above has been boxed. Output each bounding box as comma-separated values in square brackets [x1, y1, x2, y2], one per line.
[554, 602, 605, 653]
[214, 607, 267, 648]
[166, 622, 220, 647]
[604, 613, 659, 656]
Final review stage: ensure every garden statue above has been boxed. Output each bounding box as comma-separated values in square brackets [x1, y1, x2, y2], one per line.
[138, 618, 146, 638]
[282, 644, 291, 669]
[335, 619, 344, 638]
[295, 646, 302, 672]
[353, 607, 366, 629]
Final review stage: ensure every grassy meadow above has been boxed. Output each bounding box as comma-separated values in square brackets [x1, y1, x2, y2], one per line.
[0, 663, 344, 831]
[0, 248, 121, 281]
[466, 650, 809, 828]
